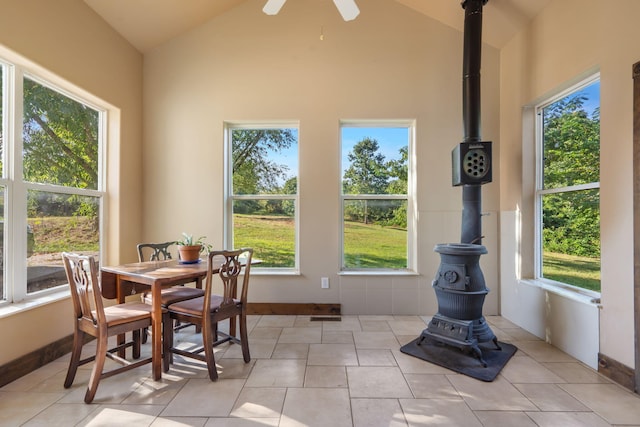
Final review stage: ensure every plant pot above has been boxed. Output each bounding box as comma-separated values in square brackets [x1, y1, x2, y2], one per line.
[177, 245, 202, 262]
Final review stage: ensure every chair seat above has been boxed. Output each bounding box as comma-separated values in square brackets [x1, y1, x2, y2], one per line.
[96, 302, 155, 326]
[167, 295, 240, 317]
[142, 287, 204, 307]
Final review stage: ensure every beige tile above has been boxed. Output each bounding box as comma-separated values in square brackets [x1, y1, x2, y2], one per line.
[151, 416, 208, 426]
[305, 366, 348, 387]
[392, 349, 452, 374]
[0, 361, 68, 392]
[278, 327, 322, 343]
[447, 375, 538, 411]
[359, 319, 392, 332]
[357, 349, 398, 366]
[473, 410, 538, 426]
[230, 387, 286, 418]
[160, 378, 245, 417]
[404, 374, 460, 399]
[256, 315, 296, 328]
[514, 383, 590, 411]
[271, 343, 309, 359]
[353, 331, 400, 349]
[486, 316, 519, 329]
[293, 315, 324, 328]
[541, 362, 611, 384]
[221, 338, 276, 359]
[559, 383, 640, 425]
[503, 328, 541, 341]
[248, 327, 282, 339]
[122, 376, 188, 405]
[321, 316, 363, 332]
[399, 398, 483, 427]
[280, 388, 352, 427]
[307, 343, 359, 366]
[514, 340, 575, 362]
[245, 359, 306, 387]
[204, 418, 280, 426]
[322, 330, 354, 343]
[58, 365, 152, 404]
[347, 366, 413, 398]
[525, 411, 611, 427]
[76, 405, 164, 426]
[20, 402, 98, 427]
[387, 318, 428, 336]
[351, 398, 408, 427]
[500, 355, 565, 383]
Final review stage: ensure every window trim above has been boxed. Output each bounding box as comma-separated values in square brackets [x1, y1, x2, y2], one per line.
[339, 119, 416, 273]
[0, 50, 107, 308]
[533, 74, 600, 293]
[224, 121, 300, 274]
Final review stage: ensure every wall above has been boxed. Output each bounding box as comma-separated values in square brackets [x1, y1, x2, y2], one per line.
[500, 0, 637, 369]
[142, 0, 501, 316]
[0, 0, 143, 366]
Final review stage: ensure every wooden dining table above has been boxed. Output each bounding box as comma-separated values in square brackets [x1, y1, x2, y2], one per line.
[100, 258, 210, 380]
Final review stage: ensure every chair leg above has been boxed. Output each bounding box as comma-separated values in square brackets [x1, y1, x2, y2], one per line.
[64, 329, 85, 388]
[202, 320, 218, 381]
[85, 334, 108, 403]
[133, 329, 141, 359]
[162, 314, 171, 372]
[239, 314, 250, 363]
[141, 327, 148, 344]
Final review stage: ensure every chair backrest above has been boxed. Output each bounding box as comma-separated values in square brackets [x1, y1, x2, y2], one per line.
[137, 242, 175, 262]
[62, 252, 105, 327]
[204, 248, 253, 311]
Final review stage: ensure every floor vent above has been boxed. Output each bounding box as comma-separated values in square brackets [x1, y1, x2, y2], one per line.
[309, 316, 342, 322]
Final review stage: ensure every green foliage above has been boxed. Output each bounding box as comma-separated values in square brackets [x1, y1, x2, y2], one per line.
[176, 232, 212, 253]
[541, 93, 600, 259]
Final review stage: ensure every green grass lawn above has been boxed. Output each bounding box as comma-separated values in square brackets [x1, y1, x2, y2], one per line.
[542, 251, 600, 292]
[234, 215, 407, 268]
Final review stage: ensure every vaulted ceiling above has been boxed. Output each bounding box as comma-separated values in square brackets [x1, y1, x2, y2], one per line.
[83, 0, 552, 53]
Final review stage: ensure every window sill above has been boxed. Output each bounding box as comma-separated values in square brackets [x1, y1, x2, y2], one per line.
[0, 289, 71, 319]
[339, 270, 419, 277]
[251, 268, 301, 276]
[519, 278, 601, 307]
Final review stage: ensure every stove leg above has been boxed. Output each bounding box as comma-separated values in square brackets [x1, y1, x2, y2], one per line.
[471, 344, 487, 367]
[492, 337, 502, 351]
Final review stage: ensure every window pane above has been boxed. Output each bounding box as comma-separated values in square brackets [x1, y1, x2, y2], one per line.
[232, 200, 295, 268]
[342, 127, 408, 195]
[343, 199, 407, 269]
[541, 188, 600, 291]
[0, 64, 4, 176]
[231, 128, 298, 195]
[27, 190, 99, 294]
[542, 81, 600, 189]
[23, 78, 99, 189]
[0, 187, 4, 301]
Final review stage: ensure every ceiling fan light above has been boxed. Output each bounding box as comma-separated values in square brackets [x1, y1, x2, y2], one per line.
[333, 0, 360, 21]
[263, 0, 287, 15]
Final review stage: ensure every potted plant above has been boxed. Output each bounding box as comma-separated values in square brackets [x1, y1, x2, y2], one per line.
[175, 233, 212, 263]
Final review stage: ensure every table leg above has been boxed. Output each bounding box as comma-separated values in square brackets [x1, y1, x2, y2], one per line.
[116, 276, 126, 358]
[151, 282, 162, 380]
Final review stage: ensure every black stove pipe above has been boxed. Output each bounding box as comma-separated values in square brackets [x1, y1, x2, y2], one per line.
[460, 0, 487, 245]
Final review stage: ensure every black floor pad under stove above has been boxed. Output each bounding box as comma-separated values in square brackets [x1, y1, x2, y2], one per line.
[400, 337, 517, 382]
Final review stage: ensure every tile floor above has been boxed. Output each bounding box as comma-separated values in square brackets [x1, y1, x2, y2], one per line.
[2, 315, 640, 426]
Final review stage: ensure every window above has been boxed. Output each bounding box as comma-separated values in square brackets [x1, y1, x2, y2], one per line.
[225, 123, 298, 271]
[340, 121, 414, 271]
[0, 60, 104, 304]
[536, 77, 600, 292]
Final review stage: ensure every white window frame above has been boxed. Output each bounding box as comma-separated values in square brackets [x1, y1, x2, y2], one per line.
[224, 121, 300, 274]
[534, 74, 600, 295]
[0, 51, 106, 309]
[339, 119, 417, 274]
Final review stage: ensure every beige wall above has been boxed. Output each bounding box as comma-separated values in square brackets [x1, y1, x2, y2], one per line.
[0, 0, 143, 365]
[142, 0, 501, 315]
[500, 0, 637, 368]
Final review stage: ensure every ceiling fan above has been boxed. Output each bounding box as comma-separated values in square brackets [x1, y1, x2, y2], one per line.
[263, 0, 360, 21]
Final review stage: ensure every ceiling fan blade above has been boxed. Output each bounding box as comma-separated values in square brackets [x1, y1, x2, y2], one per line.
[333, 0, 360, 21]
[263, 0, 287, 15]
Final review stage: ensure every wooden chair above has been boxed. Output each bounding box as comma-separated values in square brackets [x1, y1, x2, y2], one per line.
[137, 242, 204, 343]
[167, 248, 253, 380]
[61, 252, 170, 403]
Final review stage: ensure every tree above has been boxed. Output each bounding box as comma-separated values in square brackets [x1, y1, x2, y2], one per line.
[232, 129, 296, 194]
[343, 138, 389, 194]
[542, 94, 600, 258]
